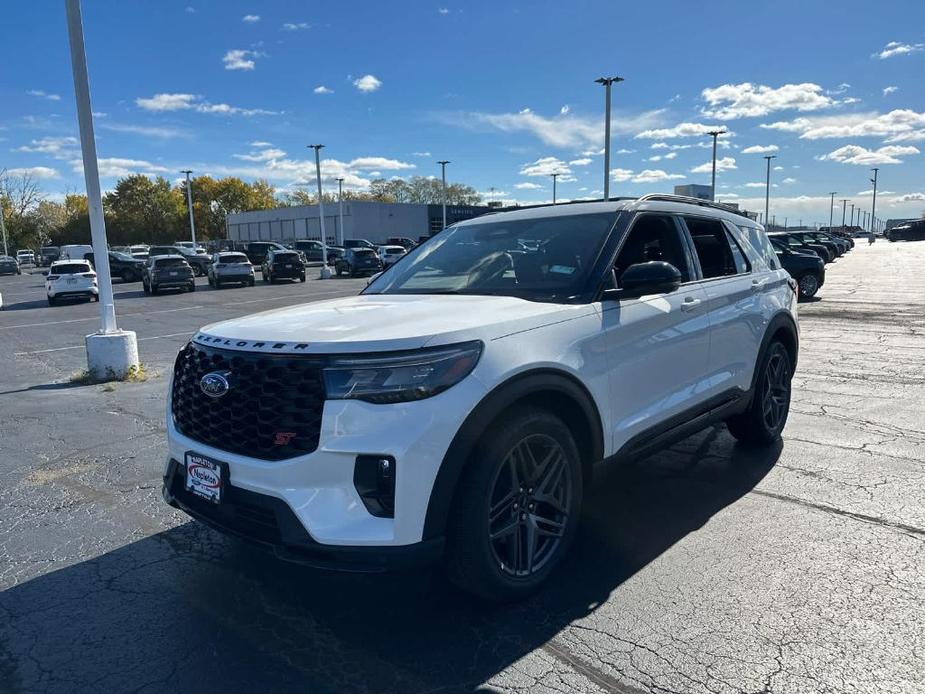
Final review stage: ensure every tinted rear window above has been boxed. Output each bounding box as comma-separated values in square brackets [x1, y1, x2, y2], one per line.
[273, 252, 300, 261]
[219, 254, 248, 263]
[53, 264, 90, 274]
[156, 258, 188, 268]
[353, 249, 377, 258]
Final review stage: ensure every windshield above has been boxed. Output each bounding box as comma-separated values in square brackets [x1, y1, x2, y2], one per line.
[366, 212, 616, 302]
[111, 251, 134, 261]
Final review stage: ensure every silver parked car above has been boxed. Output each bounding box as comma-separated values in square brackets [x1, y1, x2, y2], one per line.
[207, 252, 255, 288]
[0, 256, 21, 276]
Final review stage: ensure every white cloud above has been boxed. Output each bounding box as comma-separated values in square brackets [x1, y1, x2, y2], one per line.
[691, 156, 737, 173]
[443, 108, 665, 150]
[781, 177, 797, 184]
[27, 89, 61, 101]
[99, 122, 188, 139]
[71, 157, 170, 178]
[856, 189, 895, 195]
[234, 147, 287, 162]
[223, 49, 261, 71]
[760, 109, 925, 142]
[636, 122, 727, 139]
[741, 144, 779, 154]
[569, 157, 592, 166]
[242, 14, 260, 22]
[353, 74, 382, 92]
[438, 7, 450, 14]
[773, 165, 784, 170]
[250, 140, 272, 147]
[615, 148, 635, 154]
[743, 182, 767, 188]
[514, 182, 543, 189]
[136, 93, 276, 116]
[412, 151, 431, 157]
[632, 169, 684, 183]
[16, 136, 78, 158]
[520, 156, 572, 178]
[282, 22, 310, 30]
[5, 166, 59, 179]
[873, 41, 924, 59]
[818, 144, 920, 165]
[348, 157, 415, 170]
[702, 82, 838, 119]
[313, 85, 333, 94]
[560, 105, 570, 115]
[648, 152, 678, 162]
[888, 192, 925, 204]
[610, 168, 633, 182]
[882, 86, 899, 96]
[185, 6, 195, 12]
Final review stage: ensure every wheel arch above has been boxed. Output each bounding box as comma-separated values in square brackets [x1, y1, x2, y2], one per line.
[422, 368, 604, 541]
[754, 311, 799, 390]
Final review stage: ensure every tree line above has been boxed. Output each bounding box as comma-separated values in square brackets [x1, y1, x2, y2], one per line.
[0, 170, 482, 252]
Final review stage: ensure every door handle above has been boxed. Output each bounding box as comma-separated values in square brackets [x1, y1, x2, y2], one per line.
[680, 297, 702, 311]
[751, 279, 766, 292]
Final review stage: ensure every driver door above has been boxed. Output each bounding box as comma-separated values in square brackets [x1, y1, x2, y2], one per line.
[598, 213, 712, 454]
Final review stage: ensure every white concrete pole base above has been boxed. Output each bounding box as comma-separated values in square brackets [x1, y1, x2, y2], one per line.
[319, 264, 334, 279]
[85, 330, 140, 382]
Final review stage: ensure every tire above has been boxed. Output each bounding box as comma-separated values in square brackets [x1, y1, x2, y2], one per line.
[142, 280, 151, 295]
[726, 341, 793, 446]
[207, 275, 214, 287]
[47, 296, 56, 306]
[797, 274, 819, 299]
[120, 269, 134, 283]
[263, 270, 270, 283]
[214, 278, 222, 289]
[445, 406, 583, 601]
[151, 284, 159, 295]
[188, 282, 196, 292]
[248, 277, 255, 287]
[299, 273, 306, 282]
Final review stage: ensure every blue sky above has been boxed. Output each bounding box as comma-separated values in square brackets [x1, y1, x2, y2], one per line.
[3, 0, 925, 225]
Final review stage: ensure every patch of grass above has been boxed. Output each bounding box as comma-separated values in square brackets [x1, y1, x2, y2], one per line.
[69, 370, 93, 385]
[69, 363, 155, 387]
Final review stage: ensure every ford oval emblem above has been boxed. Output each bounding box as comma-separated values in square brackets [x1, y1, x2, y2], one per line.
[200, 371, 231, 398]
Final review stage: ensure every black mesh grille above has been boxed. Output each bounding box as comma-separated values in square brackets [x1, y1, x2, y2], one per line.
[171, 342, 325, 460]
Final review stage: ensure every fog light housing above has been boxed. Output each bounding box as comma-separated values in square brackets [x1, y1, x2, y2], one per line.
[354, 455, 396, 518]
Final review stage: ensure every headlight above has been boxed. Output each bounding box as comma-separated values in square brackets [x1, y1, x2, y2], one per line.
[323, 341, 482, 404]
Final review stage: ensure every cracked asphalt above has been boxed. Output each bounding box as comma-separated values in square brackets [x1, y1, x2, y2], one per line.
[1, 241, 924, 694]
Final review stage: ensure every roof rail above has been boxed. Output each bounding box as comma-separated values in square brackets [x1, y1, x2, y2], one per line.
[635, 193, 751, 218]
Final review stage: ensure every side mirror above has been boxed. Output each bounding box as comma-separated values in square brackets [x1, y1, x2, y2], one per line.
[603, 261, 682, 300]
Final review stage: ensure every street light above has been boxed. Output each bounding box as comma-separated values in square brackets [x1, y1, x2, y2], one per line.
[551, 172, 560, 205]
[595, 75, 624, 201]
[828, 192, 837, 233]
[437, 160, 450, 229]
[849, 202, 855, 228]
[181, 170, 197, 246]
[0, 200, 7, 257]
[870, 168, 879, 234]
[763, 155, 776, 227]
[307, 144, 332, 279]
[336, 177, 345, 247]
[706, 129, 726, 201]
[840, 198, 849, 229]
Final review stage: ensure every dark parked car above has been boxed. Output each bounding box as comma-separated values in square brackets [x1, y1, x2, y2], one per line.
[290, 240, 342, 264]
[806, 231, 848, 256]
[39, 246, 60, 266]
[85, 251, 147, 282]
[887, 220, 925, 242]
[261, 249, 306, 283]
[342, 239, 376, 251]
[768, 232, 832, 263]
[142, 256, 195, 295]
[0, 256, 21, 275]
[791, 231, 841, 260]
[335, 248, 382, 277]
[245, 241, 288, 267]
[769, 238, 825, 299]
[149, 244, 211, 276]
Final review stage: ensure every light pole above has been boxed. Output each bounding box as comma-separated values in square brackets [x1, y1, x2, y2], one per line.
[595, 75, 624, 201]
[0, 201, 7, 257]
[65, 0, 138, 378]
[870, 168, 879, 234]
[308, 144, 332, 278]
[849, 203, 855, 228]
[706, 129, 726, 201]
[551, 172, 560, 205]
[840, 198, 849, 229]
[763, 155, 776, 227]
[181, 170, 197, 246]
[828, 192, 837, 233]
[336, 177, 345, 247]
[437, 160, 450, 229]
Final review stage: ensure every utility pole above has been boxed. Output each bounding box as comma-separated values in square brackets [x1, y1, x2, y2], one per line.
[706, 129, 726, 201]
[763, 155, 776, 227]
[181, 170, 196, 246]
[437, 160, 450, 229]
[0, 201, 7, 257]
[551, 172, 560, 205]
[840, 199, 849, 229]
[828, 192, 837, 233]
[595, 76, 624, 201]
[336, 177, 345, 247]
[307, 144, 332, 278]
[870, 168, 879, 234]
[65, 0, 138, 378]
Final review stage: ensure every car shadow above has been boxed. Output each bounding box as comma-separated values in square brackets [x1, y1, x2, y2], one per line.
[0, 425, 780, 693]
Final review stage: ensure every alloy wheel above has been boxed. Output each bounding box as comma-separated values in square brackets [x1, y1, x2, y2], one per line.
[798, 274, 818, 298]
[761, 351, 790, 432]
[488, 433, 573, 578]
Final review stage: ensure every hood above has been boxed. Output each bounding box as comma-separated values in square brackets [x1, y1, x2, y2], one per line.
[196, 293, 592, 354]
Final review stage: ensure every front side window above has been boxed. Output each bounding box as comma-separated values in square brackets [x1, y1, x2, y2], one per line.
[614, 214, 691, 283]
[365, 212, 616, 302]
[684, 217, 741, 279]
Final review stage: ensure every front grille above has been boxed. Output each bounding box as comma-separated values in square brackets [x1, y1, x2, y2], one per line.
[171, 342, 325, 460]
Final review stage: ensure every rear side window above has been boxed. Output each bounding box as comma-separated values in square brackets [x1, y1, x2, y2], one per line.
[684, 217, 743, 279]
[737, 225, 780, 270]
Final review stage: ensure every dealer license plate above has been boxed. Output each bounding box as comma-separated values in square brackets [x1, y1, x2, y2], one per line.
[185, 452, 224, 503]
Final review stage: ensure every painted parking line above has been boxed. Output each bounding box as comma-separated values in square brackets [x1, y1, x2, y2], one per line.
[15, 331, 193, 356]
[0, 305, 205, 331]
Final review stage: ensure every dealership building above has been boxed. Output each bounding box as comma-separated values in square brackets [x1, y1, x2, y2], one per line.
[226, 201, 498, 246]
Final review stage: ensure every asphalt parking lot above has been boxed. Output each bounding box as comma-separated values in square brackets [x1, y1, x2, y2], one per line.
[1, 243, 923, 694]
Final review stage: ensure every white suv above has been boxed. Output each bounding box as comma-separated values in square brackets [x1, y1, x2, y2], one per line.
[163, 196, 798, 600]
[45, 259, 99, 305]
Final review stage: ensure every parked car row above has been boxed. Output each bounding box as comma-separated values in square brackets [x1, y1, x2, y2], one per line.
[767, 229, 855, 299]
[887, 219, 925, 242]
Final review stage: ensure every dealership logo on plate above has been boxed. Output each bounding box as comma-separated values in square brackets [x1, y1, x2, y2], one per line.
[199, 371, 231, 398]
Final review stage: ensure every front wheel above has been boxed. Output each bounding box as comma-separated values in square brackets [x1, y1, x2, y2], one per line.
[726, 341, 792, 446]
[188, 282, 196, 292]
[446, 407, 583, 601]
[797, 274, 819, 299]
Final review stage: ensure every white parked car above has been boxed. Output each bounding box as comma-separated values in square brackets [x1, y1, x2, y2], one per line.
[45, 259, 98, 305]
[163, 195, 799, 600]
[58, 244, 94, 261]
[207, 252, 255, 288]
[376, 245, 407, 268]
[16, 249, 35, 266]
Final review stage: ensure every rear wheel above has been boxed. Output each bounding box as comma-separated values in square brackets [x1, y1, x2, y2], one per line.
[248, 277, 255, 287]
[446, 407, 583, 601]
[188, 282, 196, 292]
[150, 283, 159, 295]
[727, 341, 792, 446]
[47, 296, 56, 306]
[299, 273, 306, 282]
[797, 274, 819, 299]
